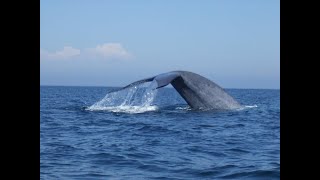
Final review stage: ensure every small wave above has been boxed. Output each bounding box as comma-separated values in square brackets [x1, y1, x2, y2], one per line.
[175, 106, 191, 110]
[219, 169, 279, 179]
[86, 105, 158, 114]
[245, 105, 258, 108]
[235, 105, 258, 111]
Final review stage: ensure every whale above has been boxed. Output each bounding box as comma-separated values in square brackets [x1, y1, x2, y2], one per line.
[109, 71, 241, 110]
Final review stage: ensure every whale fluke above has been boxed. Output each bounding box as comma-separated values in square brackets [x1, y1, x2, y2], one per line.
[108, 71, 241, 110]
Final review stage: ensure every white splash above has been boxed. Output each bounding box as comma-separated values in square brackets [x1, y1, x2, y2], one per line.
[87, 80, 158, 114]
[235, 104, 258, 111]
[87, 105, 158, 114]
[244, 105, 258, 108]
[175, 106, 191, 110]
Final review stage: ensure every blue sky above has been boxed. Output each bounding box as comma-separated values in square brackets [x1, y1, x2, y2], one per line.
[40, 0, 279, 89]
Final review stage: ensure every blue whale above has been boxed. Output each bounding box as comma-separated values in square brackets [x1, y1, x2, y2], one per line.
[109, 71, 241, 110]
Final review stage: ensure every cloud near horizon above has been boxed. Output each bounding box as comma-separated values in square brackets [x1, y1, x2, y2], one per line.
[86, 43, 132, 60]
[40, 46, 80, 59]
[40, 43, 132, 60]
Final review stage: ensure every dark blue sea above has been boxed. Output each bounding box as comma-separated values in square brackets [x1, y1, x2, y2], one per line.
[40, 85, 280, 179]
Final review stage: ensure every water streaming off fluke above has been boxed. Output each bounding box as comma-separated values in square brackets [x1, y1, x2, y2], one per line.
[87, 80, 159, 113]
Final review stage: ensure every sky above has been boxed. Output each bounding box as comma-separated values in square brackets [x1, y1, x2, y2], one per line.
[40, 0, 279, 89]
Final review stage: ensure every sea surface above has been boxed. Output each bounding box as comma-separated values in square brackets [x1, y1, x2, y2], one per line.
[40, 85, 280, 179]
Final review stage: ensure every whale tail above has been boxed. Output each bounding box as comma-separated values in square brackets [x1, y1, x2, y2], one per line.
[105, 71, 241, 110]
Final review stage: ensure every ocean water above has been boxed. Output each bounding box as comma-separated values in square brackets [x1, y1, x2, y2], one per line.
[40, 84, 280, 179]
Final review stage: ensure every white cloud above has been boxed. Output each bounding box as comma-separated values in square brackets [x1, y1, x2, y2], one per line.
[40, 46, 80, 60]
[40, 43, 132, 61]
[86, 43, 132, 60]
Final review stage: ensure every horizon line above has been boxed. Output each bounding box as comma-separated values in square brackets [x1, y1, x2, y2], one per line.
[40, 84, 280, 90]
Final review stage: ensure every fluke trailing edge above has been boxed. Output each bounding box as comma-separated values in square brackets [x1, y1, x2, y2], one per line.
[109, 71, 242, 110]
